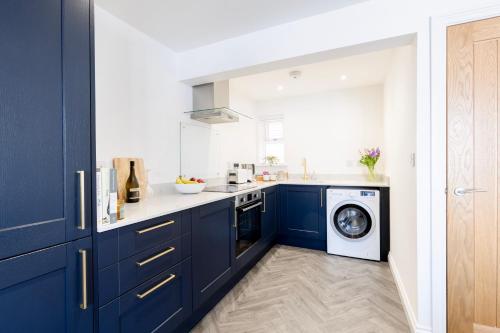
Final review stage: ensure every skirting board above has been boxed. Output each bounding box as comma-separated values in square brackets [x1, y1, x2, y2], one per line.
[388, 253, 432, 333]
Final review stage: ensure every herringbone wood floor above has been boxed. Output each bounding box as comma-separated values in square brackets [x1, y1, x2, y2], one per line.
[191, 245, 409, 333]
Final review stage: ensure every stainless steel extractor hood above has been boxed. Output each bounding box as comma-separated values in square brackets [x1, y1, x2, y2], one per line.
[186, 81, 250, 124]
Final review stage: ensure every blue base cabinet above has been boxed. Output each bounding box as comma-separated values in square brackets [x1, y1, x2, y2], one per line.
[96, 211, 193, 333]
[99, 258, 192, 333]
[278, 185, 327, 250]
[192, 199, 234, 309]
[261, 186, 279, 244]
[0, 237, 93, 333]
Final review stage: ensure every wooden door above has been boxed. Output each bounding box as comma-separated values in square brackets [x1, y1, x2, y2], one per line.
[448, 16, 500, 333]
[0, 0, 92, 260]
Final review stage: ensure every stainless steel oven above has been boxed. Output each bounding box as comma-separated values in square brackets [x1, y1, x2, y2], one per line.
[233, 190, 262, 257]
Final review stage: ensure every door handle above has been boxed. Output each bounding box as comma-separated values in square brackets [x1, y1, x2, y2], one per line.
[240, 202, 263, 212]
[79, 249, 88, 310]
[77, 171, 85, 230]
[453, 187, 488, 196]
[261, 191, 266, 213]
[320, 188, 323, 207]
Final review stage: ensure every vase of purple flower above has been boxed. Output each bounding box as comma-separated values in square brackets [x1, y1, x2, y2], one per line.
[359, 147, 380, 181]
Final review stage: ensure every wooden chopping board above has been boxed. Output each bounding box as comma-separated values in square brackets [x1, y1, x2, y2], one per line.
[113, 157, 148, 201]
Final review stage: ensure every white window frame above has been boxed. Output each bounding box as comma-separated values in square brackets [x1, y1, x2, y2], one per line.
[258, 115, 285, 165]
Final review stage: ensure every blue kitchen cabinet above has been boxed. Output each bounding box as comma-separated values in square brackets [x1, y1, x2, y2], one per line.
[261, 186, 279, 244]
[279, 185, 327, 250]
[99, 258, 192, 333]
[96, 210, 193, 333]
[0, 237, 93, 333]
[0, 0, 93, 260]
[192, 199, 234, 309]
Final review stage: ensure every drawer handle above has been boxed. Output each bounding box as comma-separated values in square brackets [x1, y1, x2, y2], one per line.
[240, 202, 262, 212]
[136, 274, 176, 299]
[136, 220, 175, 235]
[136, 247, 175, 267]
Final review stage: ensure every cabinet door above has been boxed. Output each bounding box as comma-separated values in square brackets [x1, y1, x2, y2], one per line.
[0, 237, 93, 333]
[192, 199, 234, 309]
[262, 187, 278, 242]
[0, 0, 92, 260]
[280, 186, 326, 240]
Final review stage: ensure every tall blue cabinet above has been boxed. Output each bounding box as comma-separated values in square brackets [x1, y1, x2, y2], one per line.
[0, 0, 94, 331]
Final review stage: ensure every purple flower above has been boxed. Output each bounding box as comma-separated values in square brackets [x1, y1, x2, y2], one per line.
[359, 147, 381, 167]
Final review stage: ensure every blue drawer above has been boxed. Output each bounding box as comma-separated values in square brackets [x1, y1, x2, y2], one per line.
[119, 233, 191, 294]
[119, 212, 181, 260]
[116, 258, 192, 333]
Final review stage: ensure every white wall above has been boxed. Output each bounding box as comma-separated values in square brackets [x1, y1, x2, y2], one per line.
[384, 44, 418, 327]
[94, 6, 192, 184]
[255, 85, 384, 176]
[176, 0, 497, 83]
[209, 86, 258, 177]
[179, 86, 258, 180]
[95, 6, 259, 183]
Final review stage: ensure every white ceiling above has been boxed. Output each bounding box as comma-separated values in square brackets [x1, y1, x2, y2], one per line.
[95, 0, 367, 51]
[230, 48, 396, 101]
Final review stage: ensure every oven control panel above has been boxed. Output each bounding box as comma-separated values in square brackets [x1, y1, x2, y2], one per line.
[234, 189, 262, 208]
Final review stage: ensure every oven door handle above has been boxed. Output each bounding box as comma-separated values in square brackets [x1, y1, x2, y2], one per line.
[239, 202, 263, 212]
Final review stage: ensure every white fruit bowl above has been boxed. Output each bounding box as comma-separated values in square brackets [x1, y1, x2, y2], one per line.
[175, 183, 206, 194]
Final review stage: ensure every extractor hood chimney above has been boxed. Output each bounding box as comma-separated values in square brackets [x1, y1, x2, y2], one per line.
[186, 81, 250, 124]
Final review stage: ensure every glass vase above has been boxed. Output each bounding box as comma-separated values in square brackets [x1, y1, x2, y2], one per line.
[367, 165, 376, 181]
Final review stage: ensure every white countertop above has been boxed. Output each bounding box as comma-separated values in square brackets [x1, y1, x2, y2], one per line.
[97, 175, 389, 233]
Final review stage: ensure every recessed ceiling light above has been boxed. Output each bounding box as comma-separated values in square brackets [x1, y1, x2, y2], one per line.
[277, 85, 284, 91]
[340, 75, 347, 81]
[289, 70, 302, 79]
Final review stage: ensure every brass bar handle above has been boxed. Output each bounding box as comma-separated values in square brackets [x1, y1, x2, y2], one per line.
[136, 247, 175, 267]
[136, 220, 175, 235]
[136, 274, 176, 299]
[261, 191, 266, 213]
[77, 171, 85, 230]
[79, 249, 88, 310]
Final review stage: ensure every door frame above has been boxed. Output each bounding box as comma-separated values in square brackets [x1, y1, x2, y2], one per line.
[431, 4, 500, 333]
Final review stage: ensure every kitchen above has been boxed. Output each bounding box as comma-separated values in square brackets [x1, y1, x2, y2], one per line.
[1, 1, 499, 333]
[94, 3, 411, 331]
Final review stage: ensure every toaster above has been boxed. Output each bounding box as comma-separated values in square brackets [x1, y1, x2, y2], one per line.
[227, 169, 251, 184]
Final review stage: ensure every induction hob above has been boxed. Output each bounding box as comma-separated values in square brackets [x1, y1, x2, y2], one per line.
[203, 183, 257, 193]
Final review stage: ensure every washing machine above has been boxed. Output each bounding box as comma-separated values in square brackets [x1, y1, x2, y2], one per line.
[327, 188, 380, 261]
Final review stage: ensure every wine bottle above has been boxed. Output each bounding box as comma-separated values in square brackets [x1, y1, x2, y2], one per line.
[126, 161, 140, 203]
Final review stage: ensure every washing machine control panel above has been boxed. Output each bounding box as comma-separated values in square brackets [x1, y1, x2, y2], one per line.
[360, 191, 376, 197]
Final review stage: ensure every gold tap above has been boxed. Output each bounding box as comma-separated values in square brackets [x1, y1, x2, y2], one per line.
[302, 158, 308, 181]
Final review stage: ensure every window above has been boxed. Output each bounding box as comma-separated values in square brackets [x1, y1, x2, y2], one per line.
[261, 117, 285, 164]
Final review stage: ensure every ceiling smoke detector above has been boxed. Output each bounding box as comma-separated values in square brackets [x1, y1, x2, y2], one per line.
[289, 70, 302, 79]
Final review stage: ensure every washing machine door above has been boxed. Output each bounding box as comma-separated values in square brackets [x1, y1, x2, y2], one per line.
[332, 203, 373, 240]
